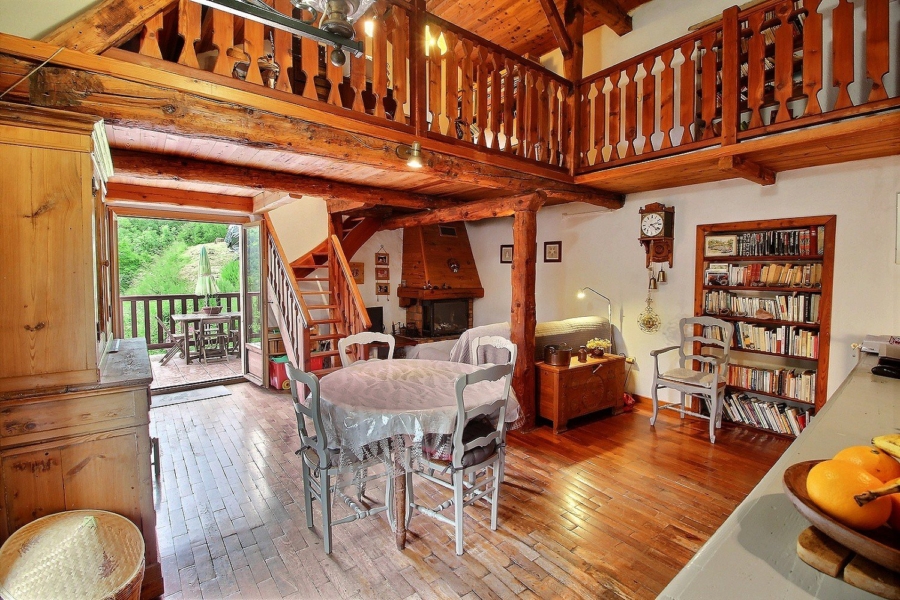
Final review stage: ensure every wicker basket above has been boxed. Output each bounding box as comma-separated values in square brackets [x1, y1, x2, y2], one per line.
[0, 510, 145, 600]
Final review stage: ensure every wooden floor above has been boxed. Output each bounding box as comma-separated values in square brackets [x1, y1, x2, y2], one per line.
[150, 383, 791, 600]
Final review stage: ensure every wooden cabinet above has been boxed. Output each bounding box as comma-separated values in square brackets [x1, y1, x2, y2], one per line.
[536, 355, 626, 434]
[0, 339, 162, 600]
[0, 103, 113, 393]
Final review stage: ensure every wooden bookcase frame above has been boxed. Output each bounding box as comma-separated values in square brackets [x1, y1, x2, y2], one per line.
[694, 215, 836, 434]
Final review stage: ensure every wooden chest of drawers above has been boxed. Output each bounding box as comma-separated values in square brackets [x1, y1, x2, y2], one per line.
[536, 354, 626, 434]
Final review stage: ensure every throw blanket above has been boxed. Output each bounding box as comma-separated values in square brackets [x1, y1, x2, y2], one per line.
[448, 322, 512, 364]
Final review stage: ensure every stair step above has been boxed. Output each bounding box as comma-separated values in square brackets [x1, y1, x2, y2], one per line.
[310, 349, 340, 358]
[309, 318, 341, 325]
[300, 277, 330, 282]
[306, 304, 338, 310]
[310, 333, 343, 342]
[299, 290, 333, 296]
[310, 366, 342, 377]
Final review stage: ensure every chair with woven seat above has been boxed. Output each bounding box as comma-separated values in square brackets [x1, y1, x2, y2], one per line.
[338, 332, 395, 367]
[649, 316, 734, 443]
[469, 335, 517, 367]
[156, 316, 187, 366]
[286, 364, 392, 554]
[406, 363, 513, 555]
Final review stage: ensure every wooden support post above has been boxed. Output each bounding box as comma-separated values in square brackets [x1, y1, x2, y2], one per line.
[409, 0, 428, 137]
[563, 0, 584, 175]
[510, 194, 543, 431]
[718, 155, 776, 186]
[720, 6, 740, 145]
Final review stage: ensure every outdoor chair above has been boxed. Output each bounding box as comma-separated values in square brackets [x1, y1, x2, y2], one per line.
[198, 316, 231, 363]
[156, 316, 187, 366]
[406, 363, 513, 555]
[286, 364, 392, 554]
[649, 316, 734, 443]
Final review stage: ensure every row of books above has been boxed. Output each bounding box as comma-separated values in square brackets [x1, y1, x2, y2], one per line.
[722, 392, 813, 436]
[732, 322, 819, 358]
[704, 291, 820, 323]
[727, 365, 817, 403]
[734, 226, 824, 256]
[712, 262, 823, 288]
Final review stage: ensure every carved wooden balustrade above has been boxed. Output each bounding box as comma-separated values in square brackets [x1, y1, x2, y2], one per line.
[576, 0, 900, 173]
[127, 0, 569, 170]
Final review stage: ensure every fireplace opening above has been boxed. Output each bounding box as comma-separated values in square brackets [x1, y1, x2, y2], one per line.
[422, 299, 469, 337]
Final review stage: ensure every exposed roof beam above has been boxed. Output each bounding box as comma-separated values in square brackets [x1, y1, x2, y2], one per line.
[381, 193, 548, 230]
[543, 189, 624, 208]
[253, 192, 300, 213]
[718, 155, 776, 186]
[110, 150, 458, 211]
[585, 0, 632, 36]
[106, 182, 254, 213]
[537, 0, 574, 57]
[41, 0, 177, 54]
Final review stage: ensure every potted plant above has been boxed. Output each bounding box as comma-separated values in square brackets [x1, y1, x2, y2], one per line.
[586, 338, 612, 358]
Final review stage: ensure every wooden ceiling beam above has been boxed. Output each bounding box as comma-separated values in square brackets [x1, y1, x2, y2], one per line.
[586, 0, 633, 36]
[543, 189, 624, 208]
[253, 192, 300, 213]
[110, 150, 458, 211]
[537, 0, 574, 57]
[41, 0, 177, 54]
[105, 182, 254, 213]
[380, 192, 547, 230]
[718, 156, 776, 186]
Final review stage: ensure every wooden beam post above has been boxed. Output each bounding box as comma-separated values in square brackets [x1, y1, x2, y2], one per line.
[409, 0, 428, 138]
[510, 197, 542, 431]
[718, 155, 776, 186]
[720, 6, 740, 145]
[585, 0, 633, 36]
[42, 0, 177, 54]
[563, 0, 585, 176]
[538, 0, 574, 58]
[381, 191, 568, 230]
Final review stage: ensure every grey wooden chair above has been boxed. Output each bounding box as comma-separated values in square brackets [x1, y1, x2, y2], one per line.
[155, 316, 186, 366]
[649, 316, 734, 443]
[338, 332, 395, 367]
[198, 316, 231, 363]
[469, 335, 517, 367]
[406, 363, 513, 555]
[286, 364, 392, 554]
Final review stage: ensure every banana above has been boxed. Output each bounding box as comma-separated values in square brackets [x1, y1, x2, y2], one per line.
[872, 434, 900, 460]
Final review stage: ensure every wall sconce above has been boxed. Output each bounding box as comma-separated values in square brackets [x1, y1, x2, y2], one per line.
[396, 142, 423, 168]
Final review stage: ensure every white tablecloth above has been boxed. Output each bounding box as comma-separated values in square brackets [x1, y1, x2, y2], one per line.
[317, 359, 519, 457]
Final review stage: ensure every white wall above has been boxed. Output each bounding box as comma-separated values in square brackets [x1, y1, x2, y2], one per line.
[350, 230, 406, 332]
[467, 156, 900, 400]
[266, 197, 328, 262]
[0, 0, 97, 39]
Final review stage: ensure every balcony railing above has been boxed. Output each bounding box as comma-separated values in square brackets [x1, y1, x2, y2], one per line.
[126, 0, 570, 171]
[576, 0, 900, 173]
[119, 292, 260, 349]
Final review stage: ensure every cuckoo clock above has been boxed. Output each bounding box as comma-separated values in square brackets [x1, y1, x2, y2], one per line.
[639, 203, 675, 268]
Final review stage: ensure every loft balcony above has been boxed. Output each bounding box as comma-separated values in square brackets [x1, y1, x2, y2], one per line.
[0, 0, 897, 211]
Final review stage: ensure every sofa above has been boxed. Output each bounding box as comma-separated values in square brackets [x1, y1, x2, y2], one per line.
[404, 316, 613, 363]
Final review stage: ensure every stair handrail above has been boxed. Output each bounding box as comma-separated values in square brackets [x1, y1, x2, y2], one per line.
[267, 219, 313, 327]
[329, 234, 371, 331]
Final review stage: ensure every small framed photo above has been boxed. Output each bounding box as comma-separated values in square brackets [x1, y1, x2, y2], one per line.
[375, 283, 390, 295]
[705, 270, 730, 287]
[375, 252, 389, 266]
[349, 262, 364, 284]
[375, 267, 390, 280]
[544, 241, 562, 263]
[705, 235, 738, 257]
[500, 245, 513, 264]
[707, 262, 730, 272]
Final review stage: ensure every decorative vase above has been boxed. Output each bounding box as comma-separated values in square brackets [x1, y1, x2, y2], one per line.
[591, 348, 605, 358]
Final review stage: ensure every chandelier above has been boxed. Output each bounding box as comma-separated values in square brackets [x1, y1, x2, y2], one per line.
[192, 0, 374, 65]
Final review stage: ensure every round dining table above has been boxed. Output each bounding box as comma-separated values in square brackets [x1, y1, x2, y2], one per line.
[317, 358, 520, 550]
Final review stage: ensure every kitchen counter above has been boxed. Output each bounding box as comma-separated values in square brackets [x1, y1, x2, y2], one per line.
[661, 354, 900, 599]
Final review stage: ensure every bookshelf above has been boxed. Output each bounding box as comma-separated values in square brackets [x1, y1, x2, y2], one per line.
[694, 216, 836, 437]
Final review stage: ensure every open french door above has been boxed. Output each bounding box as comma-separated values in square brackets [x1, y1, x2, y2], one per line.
[240, 221, 268, 385]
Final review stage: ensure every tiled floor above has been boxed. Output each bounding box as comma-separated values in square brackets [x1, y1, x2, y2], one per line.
[150, 351, 243, 390]
[149, 383, 790, 600]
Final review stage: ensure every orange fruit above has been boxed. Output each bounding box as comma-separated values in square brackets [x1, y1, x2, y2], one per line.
[806, 460, 892, 530]
[833, 445, 900, 482]
[885, 477, 900, 530]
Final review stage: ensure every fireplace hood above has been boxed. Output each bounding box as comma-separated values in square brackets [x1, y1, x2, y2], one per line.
[398, 222, 484, 304]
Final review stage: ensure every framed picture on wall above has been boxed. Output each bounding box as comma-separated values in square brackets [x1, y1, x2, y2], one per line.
[376, 283, 390, 295]
[375, 252, 389, 265]
[544, 241, 562, 263]
[349, 262, 364, 284]
[375, 267, 390, 280]
[500, 245, 513, 264]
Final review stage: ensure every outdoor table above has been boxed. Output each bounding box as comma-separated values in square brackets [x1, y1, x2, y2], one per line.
[171, 312, 241, 364]
[317, 358, 520, 550]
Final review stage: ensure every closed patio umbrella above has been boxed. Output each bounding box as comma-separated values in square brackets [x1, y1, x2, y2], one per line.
[195, 245, 219, 300]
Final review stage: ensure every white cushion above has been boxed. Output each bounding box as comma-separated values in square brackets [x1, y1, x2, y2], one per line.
[660, 368, 724, 387]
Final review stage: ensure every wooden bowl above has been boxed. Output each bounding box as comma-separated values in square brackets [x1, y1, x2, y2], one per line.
[783, 460, 900, 572]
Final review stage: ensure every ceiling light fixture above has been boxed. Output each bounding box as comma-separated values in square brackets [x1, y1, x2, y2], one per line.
[396, 142, 423, 168]
[191, 0, 369, 66]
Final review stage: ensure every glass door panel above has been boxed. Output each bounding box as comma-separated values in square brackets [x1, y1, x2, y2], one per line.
[241, 221, 265, 382]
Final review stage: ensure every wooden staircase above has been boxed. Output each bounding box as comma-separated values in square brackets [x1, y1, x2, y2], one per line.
[267, 214, 378, 379]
